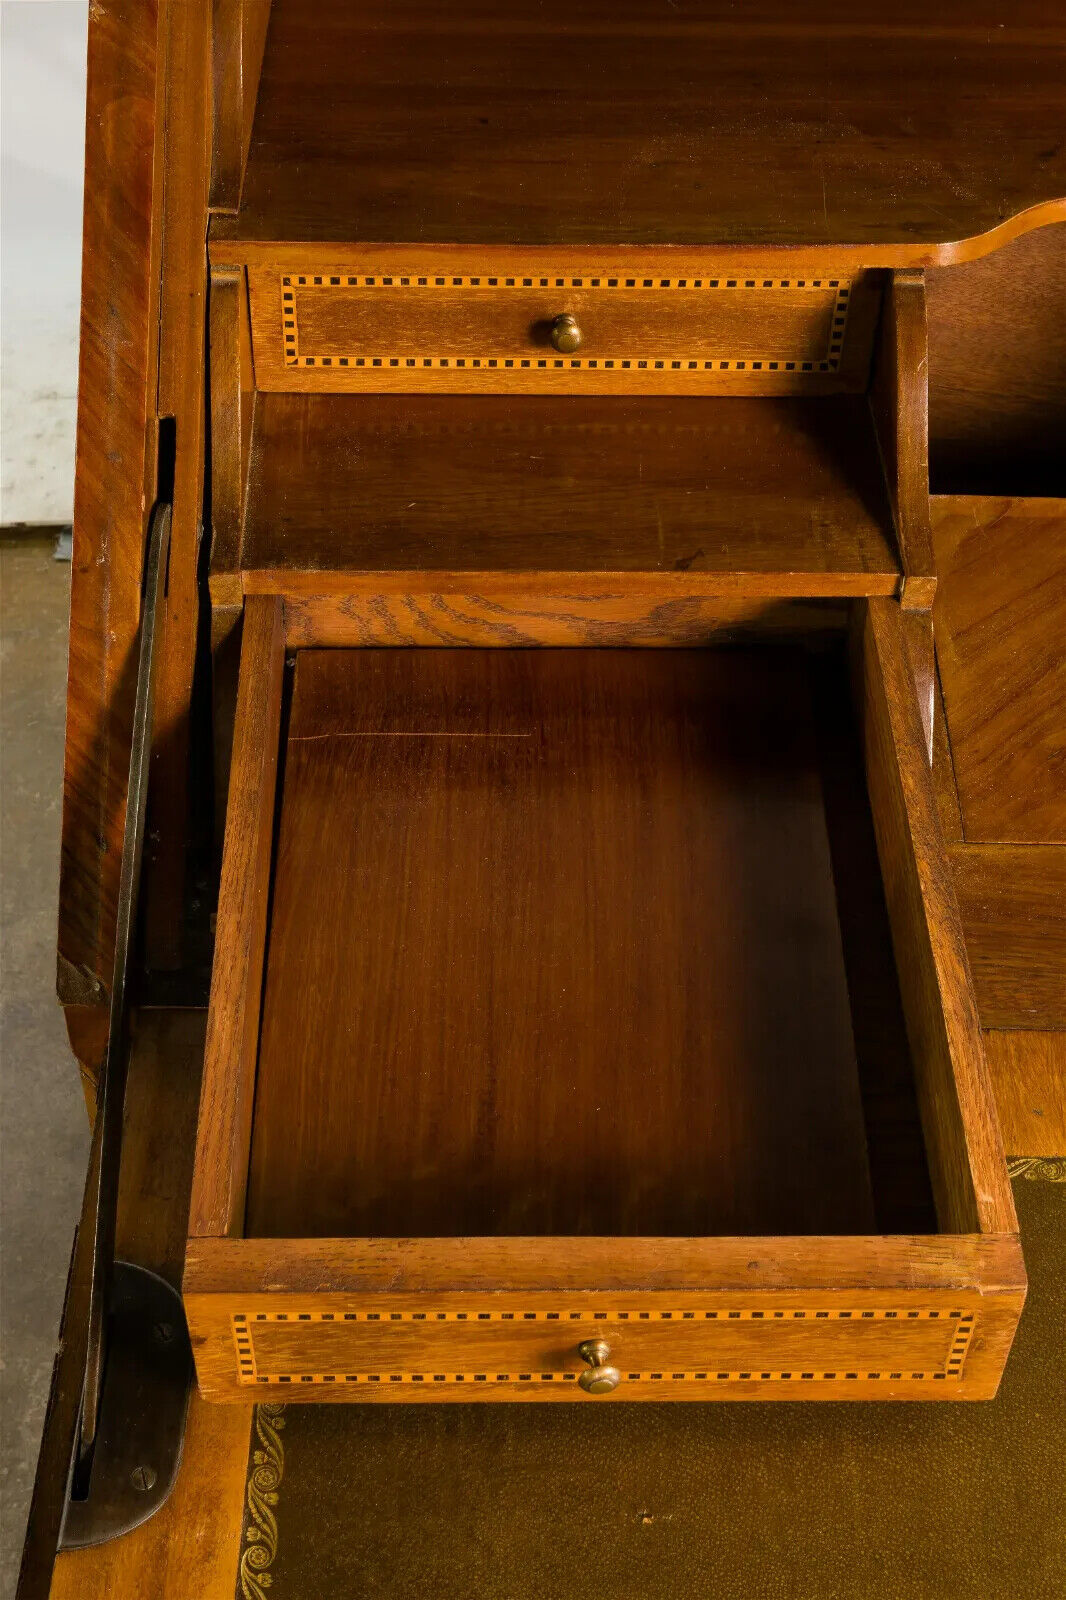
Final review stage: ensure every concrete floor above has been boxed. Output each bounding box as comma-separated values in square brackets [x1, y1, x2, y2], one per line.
[1, 537, 89, 1598]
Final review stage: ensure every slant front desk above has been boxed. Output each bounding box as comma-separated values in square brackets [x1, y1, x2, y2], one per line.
[26, 0, 1066, 1592]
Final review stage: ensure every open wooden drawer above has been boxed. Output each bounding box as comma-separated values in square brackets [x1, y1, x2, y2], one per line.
[183, 597, 1023, 1402]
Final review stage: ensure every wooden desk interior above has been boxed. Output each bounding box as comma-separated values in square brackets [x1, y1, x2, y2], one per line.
[30, 0, 1066, 1588]
[245, 644, 934, 1242]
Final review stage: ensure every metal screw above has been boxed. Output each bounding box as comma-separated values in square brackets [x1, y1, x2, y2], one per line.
[153, 1321, 174, 1346]
[130, 1465, 157, 1493]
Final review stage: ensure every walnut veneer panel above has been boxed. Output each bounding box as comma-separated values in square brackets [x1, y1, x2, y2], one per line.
[246, 647, 878, 1240]
[232, 1304, 975, 1393]
[932, 496, 1066, 844]
[239, 394, 900, 590]
[231, 0, 1066, 249]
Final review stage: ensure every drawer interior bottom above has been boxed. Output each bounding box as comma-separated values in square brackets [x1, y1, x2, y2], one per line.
[243, 644, 935, 1241]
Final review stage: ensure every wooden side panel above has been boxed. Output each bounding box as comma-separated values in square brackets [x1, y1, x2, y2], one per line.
[188, 597, 283, 1238]
[856, 599, 1016, 1237]
[903, 609, 936, 765]
[60, 0, 213, 992]
[210, 0, 272, 211]
[58, 0, 165, 1001]
[184, 1234, 1025, 1403]
[869, 270, 935, 609]
[207, 266, 252, 606]
[147, 0, 214, 971]
[932, 495, 1066, 844]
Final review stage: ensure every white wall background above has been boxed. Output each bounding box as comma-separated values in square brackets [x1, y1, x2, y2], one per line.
[1, 0, 89, 526]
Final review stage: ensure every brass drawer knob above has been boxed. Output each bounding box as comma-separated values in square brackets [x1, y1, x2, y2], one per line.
[550, 313, 583, 354]
[577, 1338, 621, 1394]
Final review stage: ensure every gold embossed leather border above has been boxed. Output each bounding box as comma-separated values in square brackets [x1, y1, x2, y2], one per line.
[240, 1404, 286, 1600]
[1009, 1156, 1066, 1180]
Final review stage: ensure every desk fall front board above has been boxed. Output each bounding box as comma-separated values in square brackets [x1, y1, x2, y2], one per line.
[21, 0, 1066, 1593]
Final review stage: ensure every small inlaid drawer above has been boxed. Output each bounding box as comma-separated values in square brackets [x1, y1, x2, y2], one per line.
[244, 257, 881, 394]
[199, 1298, 983, 1401]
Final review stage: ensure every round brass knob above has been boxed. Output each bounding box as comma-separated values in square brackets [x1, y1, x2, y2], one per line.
[550, 313, 583, 354]
[577, 1338, 621, 1394]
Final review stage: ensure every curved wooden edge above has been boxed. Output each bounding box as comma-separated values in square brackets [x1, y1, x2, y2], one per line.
[932, 199, 1066, 267]
[212, 200, 1066, 272]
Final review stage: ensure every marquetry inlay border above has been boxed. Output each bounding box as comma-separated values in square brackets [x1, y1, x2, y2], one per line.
[279, 275, 852, 375]
[231, 1306, 975, 1388]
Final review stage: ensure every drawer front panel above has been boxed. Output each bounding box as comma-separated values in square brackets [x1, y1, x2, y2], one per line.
[248, 266, 878, 394]
[227, 1304, 976, 1395]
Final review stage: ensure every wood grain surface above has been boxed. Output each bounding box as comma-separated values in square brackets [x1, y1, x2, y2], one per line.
[206, 266, 252, 605]
[932, 496, 1066, 844]
[280, 594, 852, 649]
[856, 600, 1016, 1237]
[146, 0, 213, 971]
[188, 597, 284, 1238]
[49, 1395, 250, 1600]
[868, 271, 935, 608]
[230, 0, 1066, 250]
[984, 1032, 1066, 1157]
[928, 223, 1066, 495]
[246, 647, 878, 1240]
[239, 393, 900, 591]
[951, 844, 1066, 1030]
[245, 264, 877, 395]
[58, 0, 164, 1001]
